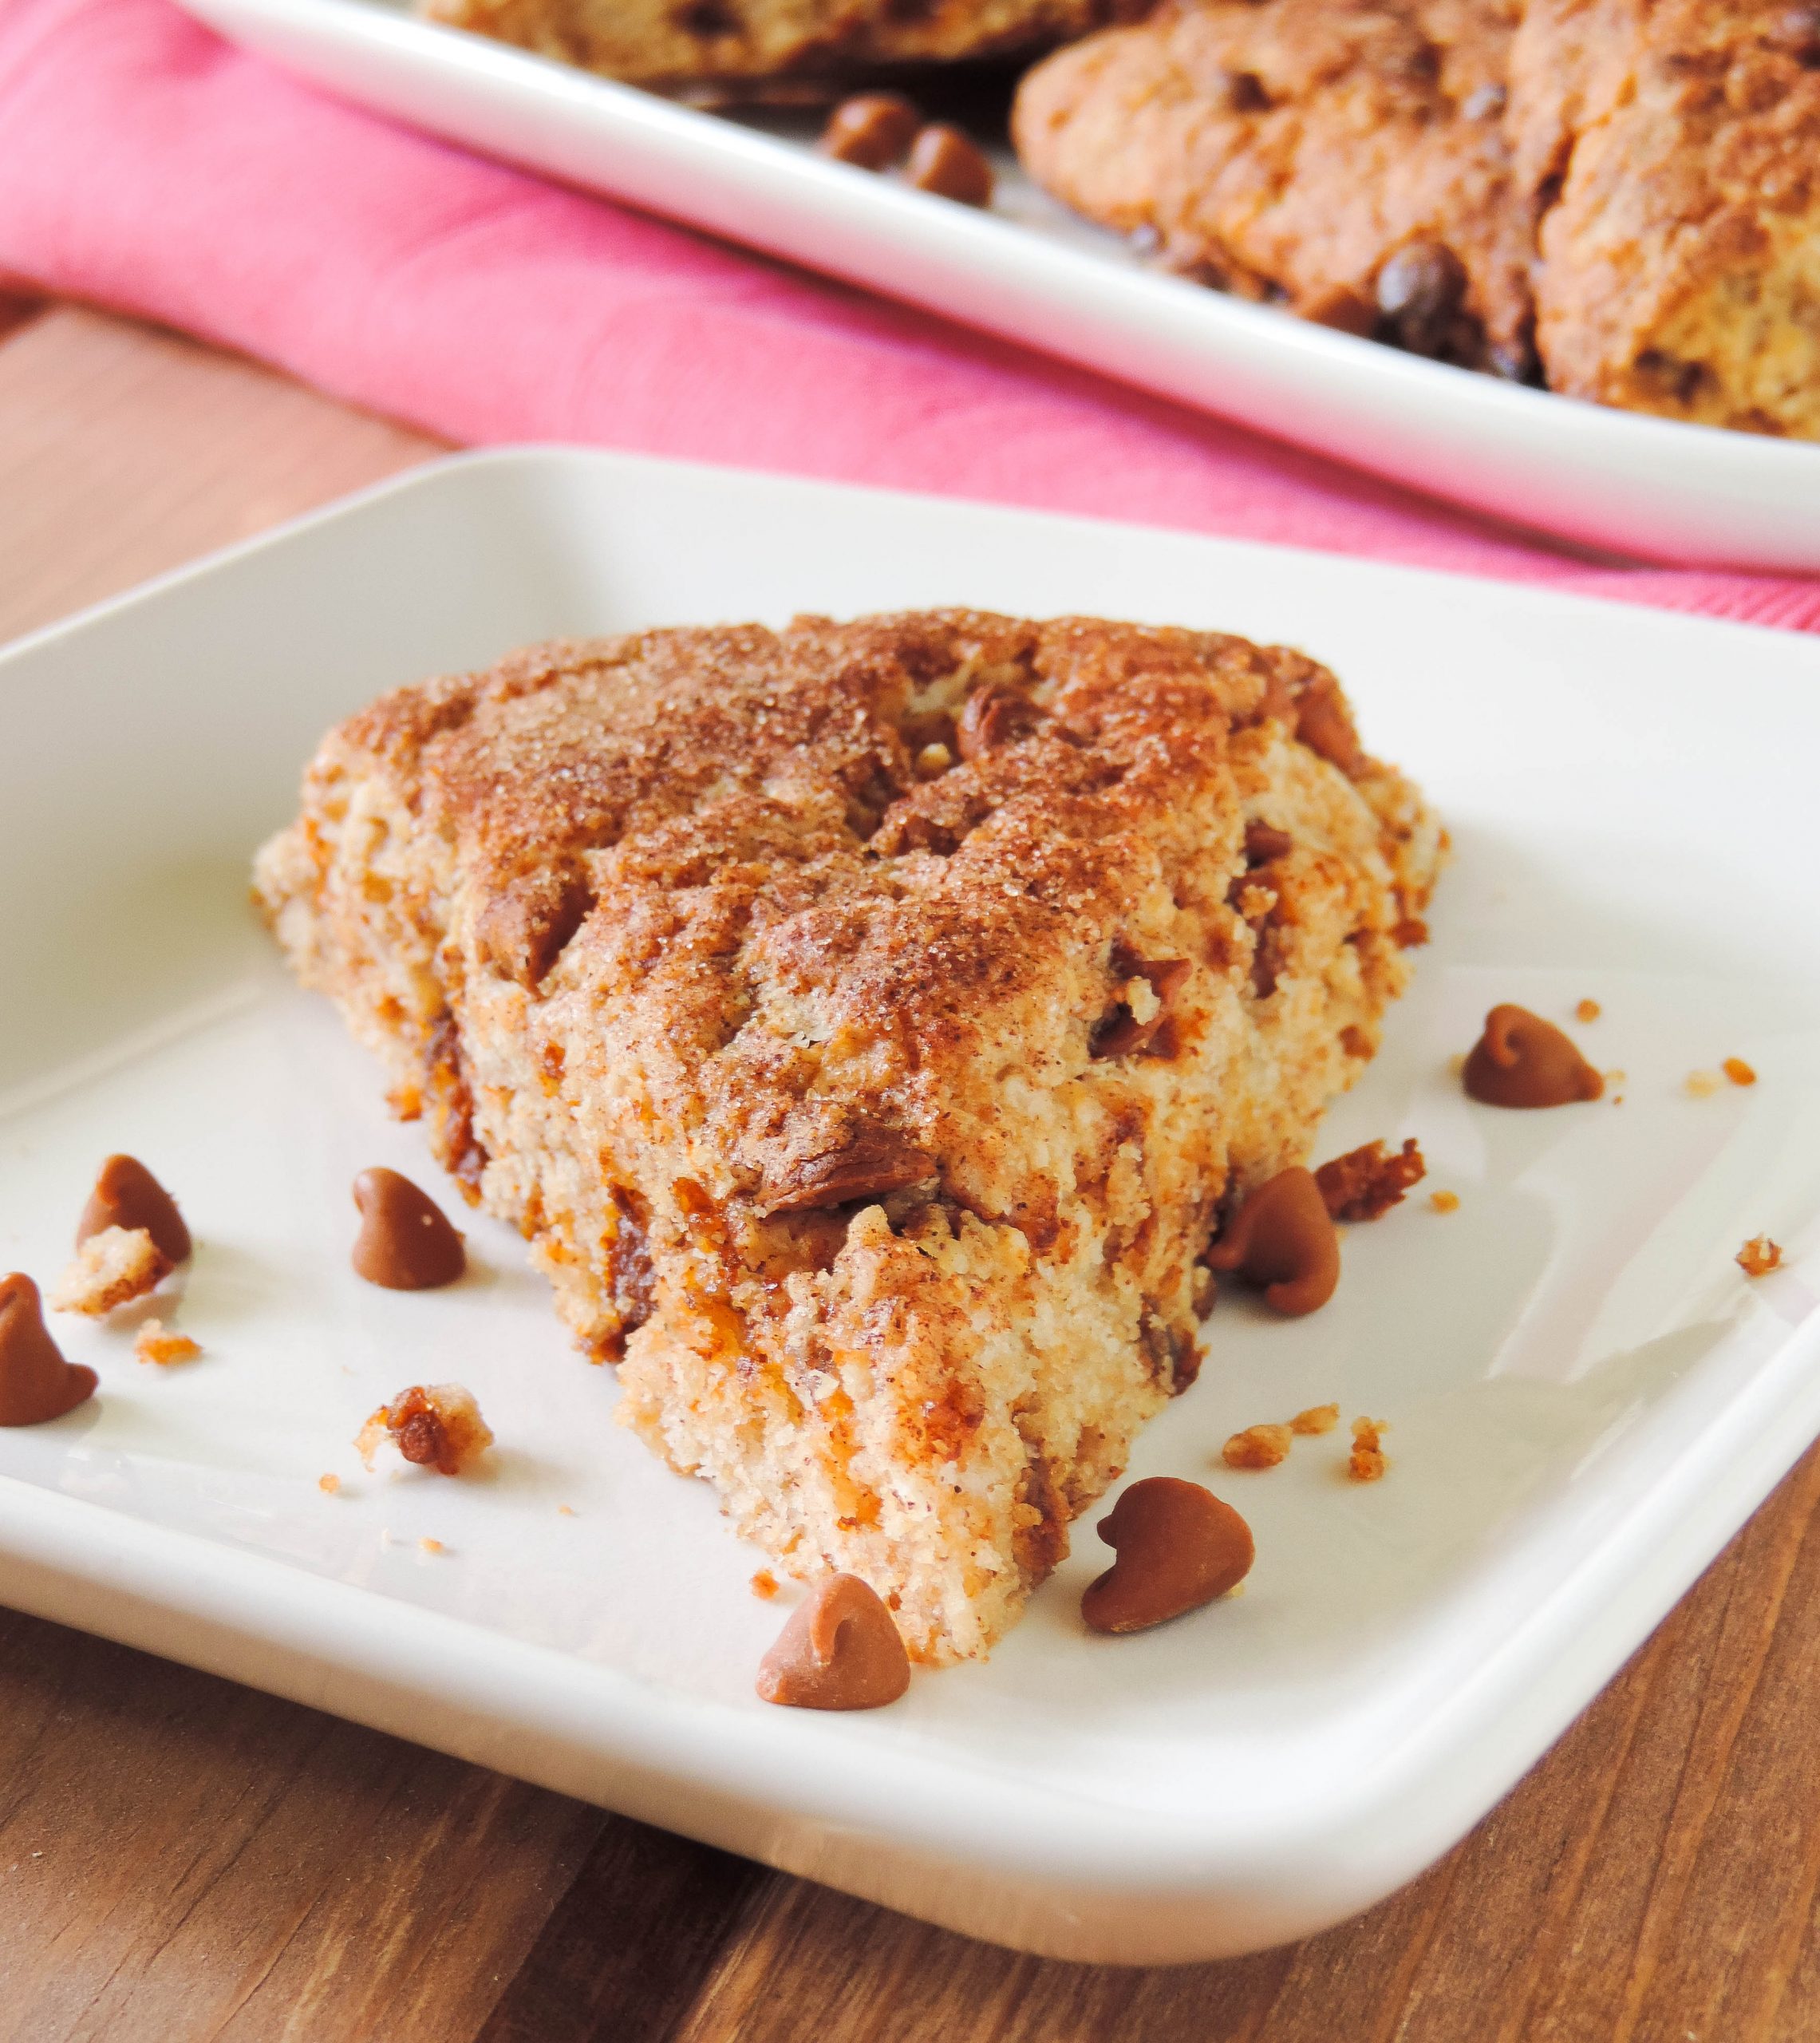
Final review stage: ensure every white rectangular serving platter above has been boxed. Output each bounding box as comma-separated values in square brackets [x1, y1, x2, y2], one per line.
[3, 447, 1819, 1965]
[175, 0, 1820, 575]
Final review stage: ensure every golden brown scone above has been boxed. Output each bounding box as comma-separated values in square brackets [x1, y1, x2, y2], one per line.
[1013, 0, 1534, 372]
[1510, 0, 1820, 437]
[420, 0, 1138, 94]
[256, 612, 1441, 1662]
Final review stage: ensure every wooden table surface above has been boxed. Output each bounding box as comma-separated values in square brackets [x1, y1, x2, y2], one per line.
[4, 298, 1820, 2043]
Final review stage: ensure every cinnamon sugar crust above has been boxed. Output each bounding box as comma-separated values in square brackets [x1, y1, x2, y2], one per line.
[1510, 0, 1820, 437]
[1013, 0, 1534, 372]
[420, 0, 1141, 93]
[256, 610, 1441, 1662]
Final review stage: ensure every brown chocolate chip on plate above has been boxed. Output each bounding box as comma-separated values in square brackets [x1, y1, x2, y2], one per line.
[351, 1168, 467, 1289]
[77, 1153, 191, 1264]
[821, 92, 921, 169]
[1206, 1166, 1340, 1316]
[1376, 239, 1467, 358]
[757, 1574, 911, 1709]
[906, 124, 994, 208]
[1463, 1005, 1604, 1108]
[1081, 1477, 1253, 1634]
[0, 1273, 99, 1427]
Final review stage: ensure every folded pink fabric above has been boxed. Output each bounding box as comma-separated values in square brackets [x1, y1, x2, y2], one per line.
[2, 0, 1817, 634]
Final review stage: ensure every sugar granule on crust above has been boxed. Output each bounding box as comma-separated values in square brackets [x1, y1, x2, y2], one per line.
[1222, 1422, 1293, 1470]
[50, 1227, 171, 1316]
[1348, 1416, 1389, 1482]
[258, 610, 1442, 1663]
[1315, 1136, 1425, 1221]
[1737, 1237, 1783, 1279]
[357, 1382, 494, 1476]
[133, 1318, 201, 1367]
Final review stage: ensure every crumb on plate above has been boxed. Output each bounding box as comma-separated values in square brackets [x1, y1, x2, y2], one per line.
[1686, 1069, 1722, 1098]
[357, 1382, 494, 1476]
[1289, 1402, 1340, 1436]
[1223, 1422, 1293, 1470]
[133, 1318, 200, 1367]
[1724, 1057, 1757, 1087]
[1737, 1236, 1783, 1278]
[751, 1569, 781, 1599]
[1348, 1417, 1389, 1483]
[50, 1227, 170, 1316]
[419, 1536, 445, 1555]
[318, 1472, 341, 1496]
[1430, 1189, 1460, 1214]
[1315, 1137, 1426, 1222]
[1576, 998, 1601, 1022]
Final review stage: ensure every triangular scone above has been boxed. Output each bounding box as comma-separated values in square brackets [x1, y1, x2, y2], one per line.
[256, 611, 1442, 1662]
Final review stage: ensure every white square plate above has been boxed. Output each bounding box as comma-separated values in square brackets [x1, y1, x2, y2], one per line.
[174, 0, 1820, 574]
[3, 448, 1818, 1964]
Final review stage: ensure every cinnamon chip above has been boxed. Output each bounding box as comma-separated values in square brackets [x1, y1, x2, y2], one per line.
[1315, 1137, 1426, 1222]
[1206, 1168, 1340, 1317]
[756, 1574, 910, 1709]
[0, 1273, 98, 1427]
[820, 91, 920, 169]
[1463, 1006, 1603, 1108]
[761, 1124, 936, 1215]
[351, 1168, 466, 1290]
[77, 1154, 191, 1265]
[1092, 949, 1193, 1060]
[357, 1383, 494, 1476]
[1080, 1477, 1253, 1634]
[1737, 1236, 1783, 1278]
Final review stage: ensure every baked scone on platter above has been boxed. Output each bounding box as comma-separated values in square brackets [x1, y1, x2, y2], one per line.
[420, 0, 1141, 95]
[255, 611, 1441, 1663]
[1013, 0, 1535, 374]
[1509, 0, 1820, 438]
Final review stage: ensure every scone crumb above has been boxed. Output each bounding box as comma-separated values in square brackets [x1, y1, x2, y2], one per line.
[50, 1227, 171, 1316]
[1576, 999, 1601, 1022]
[1723, 1058, 1757, 1088]
[558, 1504, 577, 1517]
[1430, 1190, 1461, 1215]
[318, 1473, 341, 1496]
[1289, 1402, 1340, 1436]
[1738, 1237, 1783, 1278]
[357, 1383, 494, 1475]
[134, 1318, 200, 1367]
[751, 1569, 781, 1599]
[1686, 1069, 1722, 1099]
[418, 1536, 445, 1555]
[1348, 1417, 1389, 1483]
[1223, 1423, 1293, 1470]
[914, 741, 953, 778]
[1315, 1137, 1426, 1222]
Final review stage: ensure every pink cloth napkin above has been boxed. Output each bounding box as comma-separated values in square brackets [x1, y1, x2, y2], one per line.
[2, 0, 1817, 634]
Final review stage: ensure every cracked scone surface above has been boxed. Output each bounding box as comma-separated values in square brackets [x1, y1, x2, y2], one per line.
[419, 0, 1139, 92]
[255, 611, 1441, 1662]
[1510, 0, 1820, 437]
[1013, 0, 1533, 371]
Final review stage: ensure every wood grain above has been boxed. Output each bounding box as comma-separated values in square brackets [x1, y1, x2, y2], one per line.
[2, 301, 1819, 2043]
